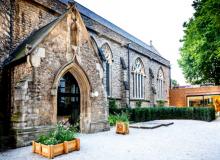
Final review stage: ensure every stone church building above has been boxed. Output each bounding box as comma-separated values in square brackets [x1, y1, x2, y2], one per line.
[0, 0, 170, 147]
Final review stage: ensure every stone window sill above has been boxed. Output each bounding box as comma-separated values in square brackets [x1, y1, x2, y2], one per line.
[130, 99, 150, 102]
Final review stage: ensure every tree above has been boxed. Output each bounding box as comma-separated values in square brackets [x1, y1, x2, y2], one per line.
[178, 0, 220, 85]
[171, 79, 179, 88]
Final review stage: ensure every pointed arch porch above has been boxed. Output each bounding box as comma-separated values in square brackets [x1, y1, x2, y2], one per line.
[51, 62, 92, 133]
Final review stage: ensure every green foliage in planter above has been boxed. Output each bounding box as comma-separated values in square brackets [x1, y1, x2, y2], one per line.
[116, 112, 129, 123]
[42, 137, 59, 145]
[110, 106, 215, 122]
[108, 112, 129, 126]
[37, 135, 48, 144]
[37, 123, 77, 145]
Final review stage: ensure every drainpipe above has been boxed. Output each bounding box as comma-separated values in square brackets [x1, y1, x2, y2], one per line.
[169, 65, 171, 89]
[169, 65, 171, 106]
[127, 42, 131, 107]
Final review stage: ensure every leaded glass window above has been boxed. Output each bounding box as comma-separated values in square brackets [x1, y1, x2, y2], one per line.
[101, 43, 113, 96]
[132, 58, 145, 99]
[157, 69, 164, 99]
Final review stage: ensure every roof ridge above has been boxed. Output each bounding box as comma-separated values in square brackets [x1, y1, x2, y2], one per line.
[59, 1, 161, 56]
[71, 1, 164, 56]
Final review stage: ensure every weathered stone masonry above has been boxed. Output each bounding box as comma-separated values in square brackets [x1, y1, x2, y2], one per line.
[81, 10, 170, 107]
[0, 0, 170, 147]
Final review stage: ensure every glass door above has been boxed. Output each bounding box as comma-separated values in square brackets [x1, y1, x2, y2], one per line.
[57, 72, 80, 125]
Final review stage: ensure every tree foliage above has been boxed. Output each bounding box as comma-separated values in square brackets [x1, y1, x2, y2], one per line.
[178, 0, 220, 85]
[171, 79, 179, 88]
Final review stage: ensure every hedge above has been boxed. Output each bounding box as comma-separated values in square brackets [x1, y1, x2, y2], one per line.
[109, 107, 216, 122]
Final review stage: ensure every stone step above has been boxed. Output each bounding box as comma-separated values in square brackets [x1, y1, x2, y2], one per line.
[129, 121, 174, 129]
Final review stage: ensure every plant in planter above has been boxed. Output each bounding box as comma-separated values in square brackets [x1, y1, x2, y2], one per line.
[32, 123, 80, 159]
[115, 112, 129, 135]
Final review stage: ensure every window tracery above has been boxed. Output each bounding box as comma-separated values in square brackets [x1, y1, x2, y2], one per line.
[132, 58, 145, 99]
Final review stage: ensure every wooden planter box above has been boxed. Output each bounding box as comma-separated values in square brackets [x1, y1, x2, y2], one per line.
[32, 138, 80, 159]
[32, 141, 42, 154]
[41, 143, 64, 159]
[64, 138, 80, 153]
[116, 122, 129, 135]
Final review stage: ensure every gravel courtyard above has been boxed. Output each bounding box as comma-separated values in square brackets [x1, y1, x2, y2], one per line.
[1, 119, 220, 160]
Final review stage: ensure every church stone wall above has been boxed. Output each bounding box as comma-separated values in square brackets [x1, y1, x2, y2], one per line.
[2, 0, 170, 108]
[0, 0, 170, 148]
[82, 15, 170, 107]
[12, 0, 58, 49]
[0, 0, 12, 63]
[10, 13, 109, 147]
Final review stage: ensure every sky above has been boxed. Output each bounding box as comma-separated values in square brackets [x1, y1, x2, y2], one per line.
[75, 0, 195, 85]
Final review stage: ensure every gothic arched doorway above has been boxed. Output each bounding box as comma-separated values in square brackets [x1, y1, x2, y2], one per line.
[57, 72, 80, 126]
[51, 62, 92, 133]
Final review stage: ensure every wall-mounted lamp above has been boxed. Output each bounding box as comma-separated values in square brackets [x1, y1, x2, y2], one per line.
[91, 91, 99, 97]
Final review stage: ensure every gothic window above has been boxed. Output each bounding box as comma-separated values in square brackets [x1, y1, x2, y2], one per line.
[132, 58, 145, 99]
[106, 62, 110, 95]
[90, 36, 106, 61]
[101, 43, 113, 96]
[102, 44, 113, 64]
[157, 68, 164, 99]
[90, 37, 99, 54]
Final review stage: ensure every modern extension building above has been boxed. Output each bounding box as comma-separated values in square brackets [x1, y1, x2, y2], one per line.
[169, 86, 220, 111]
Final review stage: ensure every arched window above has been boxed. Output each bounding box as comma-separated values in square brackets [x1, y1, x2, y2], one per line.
[132, 58, 145, 99]
[90, 37, 99, 55]
[101, 43, 113, 96]
[157, 68, 164, 99]
[102, 43, 113, 63]
[90, 36, 106, 61]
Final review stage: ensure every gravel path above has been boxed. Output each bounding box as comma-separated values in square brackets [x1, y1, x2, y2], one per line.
[1, 119, 220, 160]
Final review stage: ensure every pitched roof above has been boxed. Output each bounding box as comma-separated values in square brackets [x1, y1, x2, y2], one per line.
[4, 10, 68, 66]
[5, 1, 169, 66]
[59, 0, 162, 56]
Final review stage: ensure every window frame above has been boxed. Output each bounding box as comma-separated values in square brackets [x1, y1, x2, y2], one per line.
[157, 68, 164, 100]
[186, 94, 220, 107]
[132, 58, 145, 99]
[101, 43, 113, 97]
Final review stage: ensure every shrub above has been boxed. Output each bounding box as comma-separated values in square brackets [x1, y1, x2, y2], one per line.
[109, 107, 127, 115]
[110, 106, 215, 122]
[108, 115, 118, 126]
[135, 100, 142, 108]
[109, 99, 117, 109]
[156, 100, 166, 107]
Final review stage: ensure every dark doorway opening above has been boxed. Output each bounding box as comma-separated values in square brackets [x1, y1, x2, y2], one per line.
[57, 72, 80, 126]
